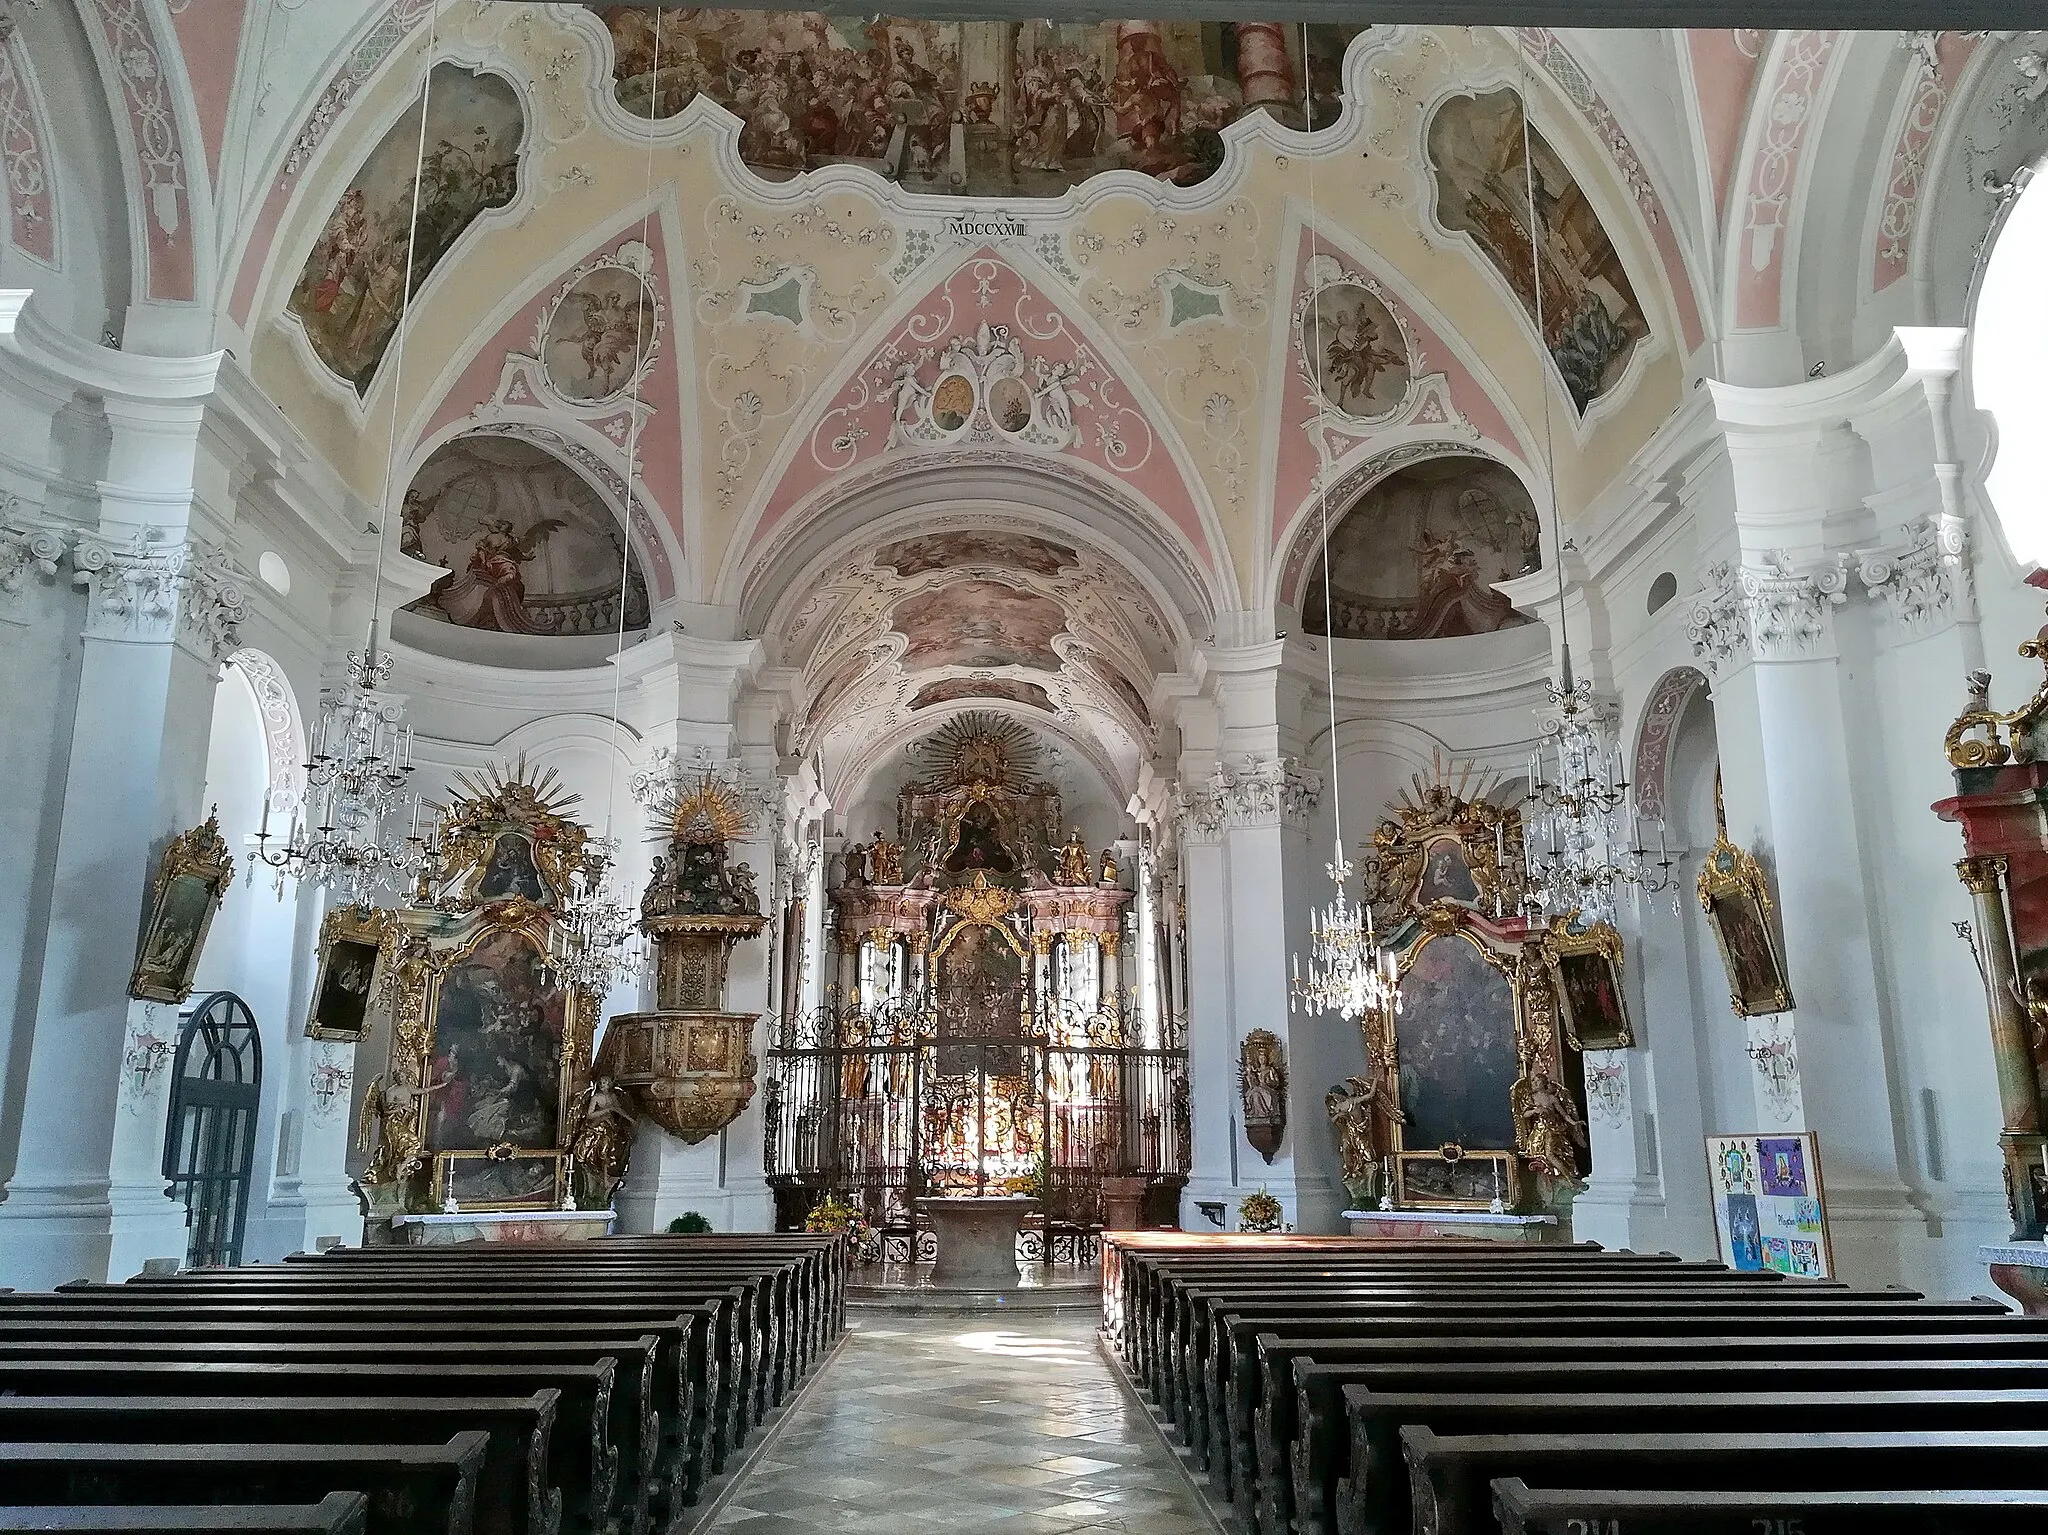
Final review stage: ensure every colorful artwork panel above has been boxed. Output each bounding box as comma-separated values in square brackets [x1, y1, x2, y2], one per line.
[892, 581, 1067, 671]
[400, 437, 649, 639]
[428, 930, 567, 1154]
[1394, 934, 1520, 1152]
[1426, 89, 1649, 413]
[1303, 282, 1411, 419]
[289, 65, 523, 396]
[1303, 457, 1540, 641]
[1418, 841, 1481, 905]
[1706, 1132, 1833, 1279]
[877, 531, 1078, 579]
[602, 11, 1362, 196]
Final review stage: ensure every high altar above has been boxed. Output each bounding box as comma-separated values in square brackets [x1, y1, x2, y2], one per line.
[765, 716, 1188, 1251]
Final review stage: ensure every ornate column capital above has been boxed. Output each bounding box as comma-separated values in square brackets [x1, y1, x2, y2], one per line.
[1856, 513, 1974, 636]
[66, 529, 247, 661]
[1686, 551, 1849, 677]
[1957, 854, 2009, 895]
[1172, 754, 1322, 841]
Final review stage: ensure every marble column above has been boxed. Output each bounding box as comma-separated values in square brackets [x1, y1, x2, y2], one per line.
[1233, 23, 1302, 127]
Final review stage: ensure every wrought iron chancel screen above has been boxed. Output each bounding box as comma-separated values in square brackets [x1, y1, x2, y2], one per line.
[765, 991, 1188, 1231]
[161, 990, 263, 1268]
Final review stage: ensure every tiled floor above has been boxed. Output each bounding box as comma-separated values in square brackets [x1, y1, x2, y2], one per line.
[706, 1316, 1221, 1534]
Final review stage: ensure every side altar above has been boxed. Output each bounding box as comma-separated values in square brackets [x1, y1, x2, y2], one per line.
[1321, 772, 1627, 1242]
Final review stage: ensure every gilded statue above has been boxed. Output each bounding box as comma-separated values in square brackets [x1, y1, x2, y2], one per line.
[1325, 1073, 1404, 1200]
[842, 839, 869, 886]
[567, 1074, 636, 1206]
[1099, 847, 1120, 886]
[871, 833, 903, 886]
[1057, 828, 1090, 887]
[357, 1071, 447, 1185]
[1512, 1067, 1588, 1183]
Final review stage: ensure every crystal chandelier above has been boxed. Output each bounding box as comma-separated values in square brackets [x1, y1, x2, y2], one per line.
[1511, 70, 1677, 929]
[1291, 843, 1401, 1022]
[250, 644, 418, 905]
[546, 836, 643, 993]
[1288, 38, 1401, 1025]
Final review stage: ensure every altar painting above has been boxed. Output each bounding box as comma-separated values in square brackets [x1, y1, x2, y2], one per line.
[400, 437, 650, 639]
[427, 930, 566, 1153]
[1426, 89, 1648, 413]
[1304, 458, 1540, 641]
[1394, 933, 1519, 1151]
[602, 10, 1363, 195]
[288, 66, 523, 395]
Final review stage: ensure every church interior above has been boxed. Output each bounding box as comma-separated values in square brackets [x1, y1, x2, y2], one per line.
[8, 0, 2048, 1529]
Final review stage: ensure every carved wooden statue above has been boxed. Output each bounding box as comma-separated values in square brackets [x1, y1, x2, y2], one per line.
[1057, 828, 1091, 887]
[567, 1074, 636, 1207]
[1512, 1066, 1588, 1183]
[1325, 1073, 1404, 1200]
[871, 834, 903, 886]
[1239, 1029, 1287, 1163]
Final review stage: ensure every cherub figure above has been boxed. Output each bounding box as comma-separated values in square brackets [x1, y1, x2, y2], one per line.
[1324, 1074, 1404, 1199]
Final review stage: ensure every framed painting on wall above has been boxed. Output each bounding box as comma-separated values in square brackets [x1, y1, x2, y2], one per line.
[129, 810, 235, 1004]
[1394, 1147, 1520, 1210]
[1705, 1131, 1833, 1278]
[1547, 922, 1634, 1050]
[1698, 829, 1795, 1017]
[305, 905, 392, 1042]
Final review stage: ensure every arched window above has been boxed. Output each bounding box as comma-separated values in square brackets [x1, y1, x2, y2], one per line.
[1974, 171, 2048, 565]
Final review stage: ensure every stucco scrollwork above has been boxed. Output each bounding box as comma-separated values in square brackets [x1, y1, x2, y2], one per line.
[1856, 513, 1973, 634]
[0, 499, 65, 603]
[1686, 553, 1849, 676]
[67, 530, 249, 661]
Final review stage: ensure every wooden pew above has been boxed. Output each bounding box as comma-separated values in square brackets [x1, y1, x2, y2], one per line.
[0, 1396, 559, 1535]
[0, 1436, 486, 1535]
[0, 1364, 598, 1535]
[1241, 1324, 2048, 1532]
[1336, 1390, 2048, 1535]
[0, 1492, 370, 1535]
[0, 1340, 652, 1535]
[1405, 1427, 2048, 1535]
[1490, 1479, 2048, 1535]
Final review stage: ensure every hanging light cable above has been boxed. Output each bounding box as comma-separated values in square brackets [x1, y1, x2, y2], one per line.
[545, 7, 673, 993]
[1511, 55, 1678, 925]
[1288, 26, 1400, 1025]
[252, 4, 442, 907]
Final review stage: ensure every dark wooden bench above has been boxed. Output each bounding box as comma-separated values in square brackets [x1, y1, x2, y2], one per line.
[1337, 1389, 2048, 1535]
[0, 1364, 595, 1535]
[0, 1492, 369, 1534]
[0, 1396, 558, 1535]
[1490, 1479, 2048, 1535]
[1406, 1427, 2048, 1535]
[1238, 1324, 2048, 1531]
[0, 1436, 486, 1535]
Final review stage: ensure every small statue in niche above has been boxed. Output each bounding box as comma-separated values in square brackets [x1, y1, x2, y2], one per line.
[1512, 1066, 1589, 1184]
[1099, 847, 1120, 887]
[1057, 828, 1090, 886]
[871, 833, 903, 886]
[1325, 1073, 1405, 1205]
[568, 1074, 636, 1207]
[841, 839, 869, 886]
[1238, 1029, 1287, 1163]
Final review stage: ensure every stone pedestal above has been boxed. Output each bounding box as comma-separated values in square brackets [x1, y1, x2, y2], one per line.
[1100, 1175, 1148, 1233]
[1981, 1243, 2048, 1315]
[919, 1196, 1038, 1288]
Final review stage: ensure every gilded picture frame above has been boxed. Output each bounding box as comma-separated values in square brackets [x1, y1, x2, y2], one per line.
[432, 1147, 568, 1211]
[1697, 831, 1794, 1017]
[129, 809, 235, 1004]
[306, 905, 393, 1042]
[1546, 921, 1634, 1050]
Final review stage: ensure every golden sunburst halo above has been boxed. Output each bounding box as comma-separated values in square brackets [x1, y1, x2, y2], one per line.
[915, 712, 1044, 791]
[647, 773, 754, 846]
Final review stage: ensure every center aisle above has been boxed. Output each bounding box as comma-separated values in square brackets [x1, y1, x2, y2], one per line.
[707, 1315, 1220, 1534]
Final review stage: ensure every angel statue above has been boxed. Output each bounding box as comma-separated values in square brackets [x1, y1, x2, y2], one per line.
[1512, 1067, 1588, 1185]
[356, 1071, 448, 1186]
[568, 1075, 636, 1208]
[870, 833, 903, 887]
[1099, 847, 1120, 887]
[1325, 1074, 1404, 1204]
[728, 861, 761, 915]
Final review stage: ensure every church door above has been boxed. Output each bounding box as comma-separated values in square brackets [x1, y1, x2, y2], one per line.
[161, 990, 263, 1267]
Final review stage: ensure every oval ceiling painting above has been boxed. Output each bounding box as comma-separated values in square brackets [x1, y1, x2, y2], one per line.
[1302, 281, 1411, 420]
[1303, 457, 1540, 641]
[400, 436, 650, 639]
[542, 256, 660, 404]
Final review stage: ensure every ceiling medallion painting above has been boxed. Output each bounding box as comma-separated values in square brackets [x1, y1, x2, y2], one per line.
[1303, 457, 1540, 642]
[1425, 88, 1649, 414]
[288, 64, 524, 397]
[600, 9, 1361, 196]
[401, 436, 650, 639]
[890, 322, 1084, 451]
[1297, 272, 1414, 423]
[538, 240, 663, 406]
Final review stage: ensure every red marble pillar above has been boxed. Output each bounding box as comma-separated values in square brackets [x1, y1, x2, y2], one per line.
[1234, 22, 1301, 126]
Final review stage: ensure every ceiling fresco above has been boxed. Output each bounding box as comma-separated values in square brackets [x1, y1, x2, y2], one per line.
[600, 10, 1362, 196]
[911, 678, 1056, 712]
[1426, 88, 1649, 415]
[401, 435, 650, 639]
[288, 64, 524, 397]
[1302, 456, 1540, 642]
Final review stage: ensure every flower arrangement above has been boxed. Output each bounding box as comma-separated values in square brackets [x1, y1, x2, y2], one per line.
[805, 1193, 870, 1240]
[1002, 1155, 1049, 1199]
[1238, 1189, 1284, 1233]
[668, 1212, 712, 1234]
